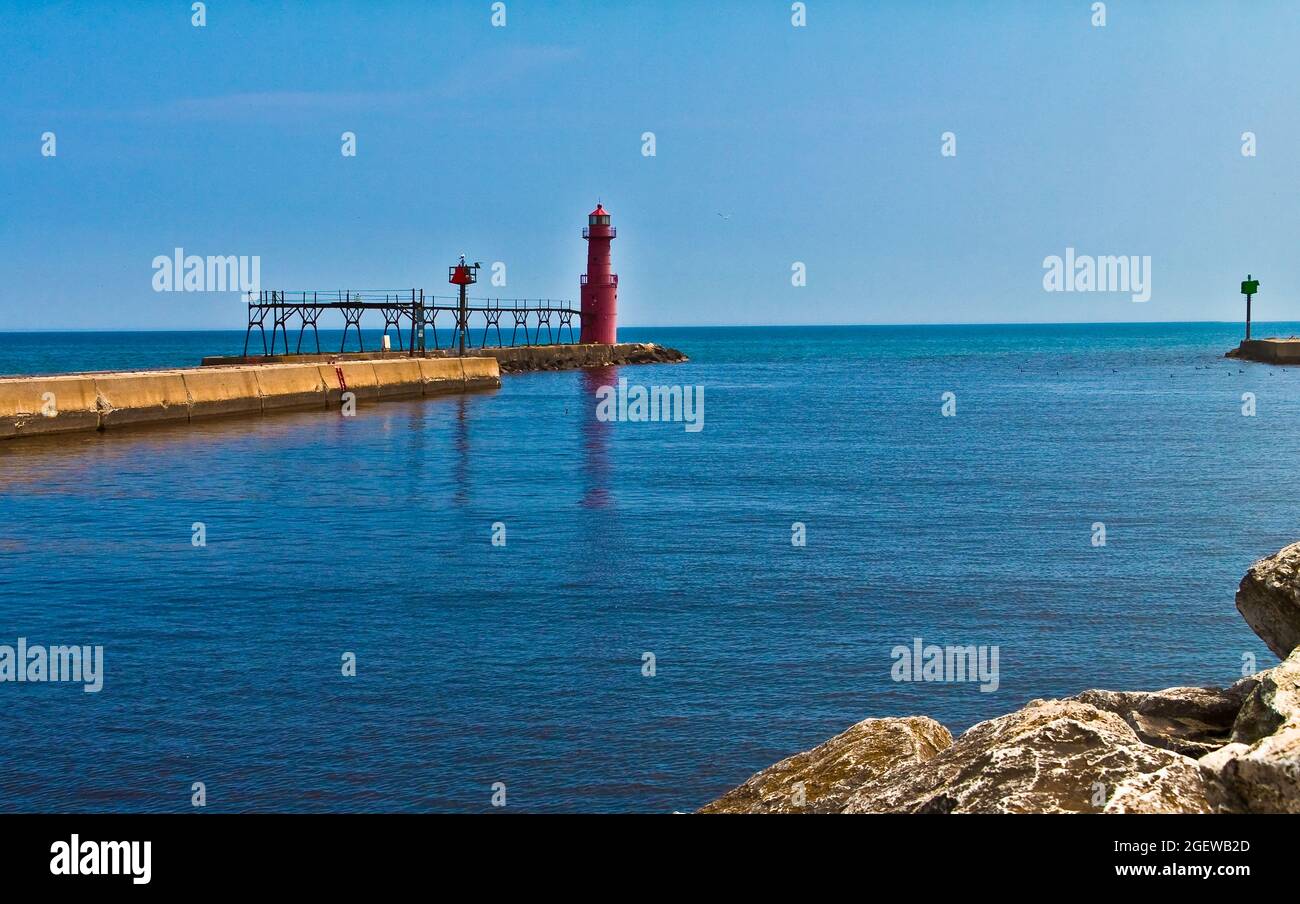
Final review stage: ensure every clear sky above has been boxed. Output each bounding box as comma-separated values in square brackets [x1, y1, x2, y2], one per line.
[3, 0, 1299, 330]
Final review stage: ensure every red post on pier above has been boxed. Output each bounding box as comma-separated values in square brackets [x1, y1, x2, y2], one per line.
[450, 255, 479, 357]
[580, 204, 618, 345]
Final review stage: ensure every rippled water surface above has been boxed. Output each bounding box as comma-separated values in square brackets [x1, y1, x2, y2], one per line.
[0, 323, 1294, 812]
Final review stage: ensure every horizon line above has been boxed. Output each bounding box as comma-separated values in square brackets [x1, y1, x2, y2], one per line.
[0, 319, 1284, 334]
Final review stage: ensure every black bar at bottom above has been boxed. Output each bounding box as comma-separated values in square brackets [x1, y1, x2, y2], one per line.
[0, 813, 1280, 890]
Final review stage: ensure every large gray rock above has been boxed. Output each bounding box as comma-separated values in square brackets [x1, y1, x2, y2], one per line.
[1104, 759, 1227, 813]
[1072, 682, 1255, 758]
[1236, 542, 1300, 658]
[1199, 648, 1300, 812]
[1231, 647, 1300, 744]
[1199, 736, 1299, 813]
[842, 700, 1189, 814]
[698, 716, 952, 814]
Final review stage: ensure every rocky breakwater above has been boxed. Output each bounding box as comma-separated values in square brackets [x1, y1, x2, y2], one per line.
[701, 545, 1300, 814]
[490, 342, 687, 374]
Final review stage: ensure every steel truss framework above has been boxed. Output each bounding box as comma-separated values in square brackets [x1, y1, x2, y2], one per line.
[243, 290, 581, 356]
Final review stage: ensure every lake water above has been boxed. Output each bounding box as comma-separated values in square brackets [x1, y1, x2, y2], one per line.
[0, 323, 1293, 812]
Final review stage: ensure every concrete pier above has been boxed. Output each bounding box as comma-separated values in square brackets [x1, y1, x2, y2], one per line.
[0, 343, 687, 441]
[0, 357, 498, 440]
[1226, 338, 1300, 365]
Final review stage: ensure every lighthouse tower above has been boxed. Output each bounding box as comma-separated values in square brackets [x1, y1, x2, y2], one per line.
[580, 203, 618, 344]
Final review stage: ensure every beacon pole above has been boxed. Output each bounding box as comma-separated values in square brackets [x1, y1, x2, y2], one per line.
[1241, 274, 1260, 341]
[458, 279, 466, 357]
[449, 255, 480, 357]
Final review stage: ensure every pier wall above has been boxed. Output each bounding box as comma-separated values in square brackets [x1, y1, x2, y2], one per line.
[1227, 338, 1300, 364]
[0, 357, 498, 440]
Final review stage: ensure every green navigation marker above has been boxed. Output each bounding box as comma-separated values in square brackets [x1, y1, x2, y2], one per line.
[1242, 274, 1259, 340]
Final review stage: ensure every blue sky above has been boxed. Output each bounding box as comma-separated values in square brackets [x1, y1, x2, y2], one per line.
[3, 0, 1299, 330]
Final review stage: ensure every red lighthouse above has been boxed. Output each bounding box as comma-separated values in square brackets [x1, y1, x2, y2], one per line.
[580, 203, 618, 344]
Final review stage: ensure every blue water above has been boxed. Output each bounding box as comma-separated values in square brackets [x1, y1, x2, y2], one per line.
[0, 323, 1294, 813]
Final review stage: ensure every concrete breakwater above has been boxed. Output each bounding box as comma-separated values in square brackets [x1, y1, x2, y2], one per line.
[0, 357, 499, 440]
[1226, 338, 1300, 364]
[1, 343, 688, 441]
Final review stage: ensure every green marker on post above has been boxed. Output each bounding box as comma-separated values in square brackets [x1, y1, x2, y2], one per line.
[1242, 274, 1260, 340]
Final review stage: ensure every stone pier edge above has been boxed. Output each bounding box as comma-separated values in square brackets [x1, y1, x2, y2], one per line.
[0, 357, 498, 440]
[0, 342, 686, 440]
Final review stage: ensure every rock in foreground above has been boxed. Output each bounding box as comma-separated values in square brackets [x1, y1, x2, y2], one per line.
[700, 538, 1300, 814]
[1205, 647, 1300, 812]
[1070, 682, 1255, 758]
[701, 670, 1299, 814]
[841, 700, 1193, 813]
[698, 717, 951, 814]
[1103, 760, 1227, 813]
